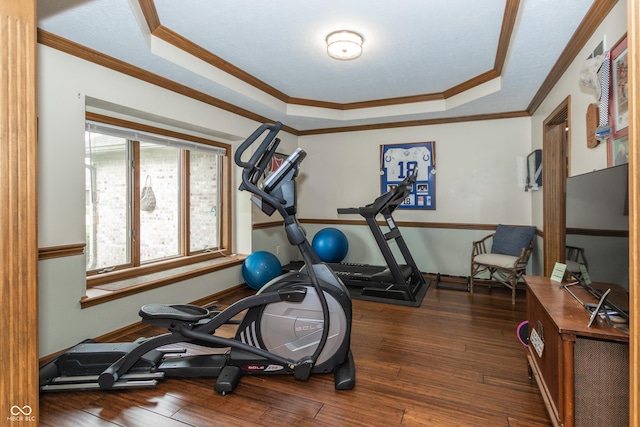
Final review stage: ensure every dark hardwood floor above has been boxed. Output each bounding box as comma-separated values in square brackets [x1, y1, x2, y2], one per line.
[40, 281, 552, 427]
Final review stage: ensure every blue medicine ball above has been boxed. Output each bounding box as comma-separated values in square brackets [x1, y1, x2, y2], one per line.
[242, 251, 282, 290]
[312, 227, 349, 263]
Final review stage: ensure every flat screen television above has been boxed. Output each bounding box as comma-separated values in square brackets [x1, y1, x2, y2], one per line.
[565, 163, 629, 291]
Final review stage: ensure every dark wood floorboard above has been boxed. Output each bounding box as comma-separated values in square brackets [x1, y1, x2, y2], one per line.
[40, 283, 552, 427]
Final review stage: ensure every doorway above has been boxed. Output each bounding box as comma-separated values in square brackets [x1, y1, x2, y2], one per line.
[542, 97, 570, 276]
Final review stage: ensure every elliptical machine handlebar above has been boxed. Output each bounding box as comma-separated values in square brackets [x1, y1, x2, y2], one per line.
[234, 122, 281, 168]
[235, 122, 282, 186]
[234, 121, 307, 224]
[235, 121, 312, 248]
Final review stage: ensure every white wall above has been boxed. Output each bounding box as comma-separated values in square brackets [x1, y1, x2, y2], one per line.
[298, 118, 533, 223]
[38, 254, 243, 356]
[36, 45, 291, 355]
[293, 117, 534, 277]
[251, 226, 299, 266]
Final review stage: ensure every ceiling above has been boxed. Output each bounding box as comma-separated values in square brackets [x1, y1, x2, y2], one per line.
[37, 0, 600, 134]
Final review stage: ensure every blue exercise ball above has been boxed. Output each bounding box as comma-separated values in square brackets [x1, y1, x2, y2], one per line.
[312, 227, 349, 263]
[242, 251, 282, 290]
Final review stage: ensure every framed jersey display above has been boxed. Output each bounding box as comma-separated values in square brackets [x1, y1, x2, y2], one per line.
[380, 141, 436, 210]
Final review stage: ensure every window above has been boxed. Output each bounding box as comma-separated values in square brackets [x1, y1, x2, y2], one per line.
[85, 132, 131, 271]
[85, 114, 231, 286]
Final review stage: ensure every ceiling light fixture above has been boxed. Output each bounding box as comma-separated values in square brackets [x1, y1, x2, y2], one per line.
[326, 30, 363, 60]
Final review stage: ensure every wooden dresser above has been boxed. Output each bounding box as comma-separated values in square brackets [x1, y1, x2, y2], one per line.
[524, 276, 629, 427]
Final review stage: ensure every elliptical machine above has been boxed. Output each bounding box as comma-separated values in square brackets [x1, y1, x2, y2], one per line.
[39, 122, 356, 394]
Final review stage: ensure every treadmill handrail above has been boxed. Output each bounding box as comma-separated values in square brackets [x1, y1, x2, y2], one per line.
[336, 207, 359, 215]
[338, 168, 418, 218]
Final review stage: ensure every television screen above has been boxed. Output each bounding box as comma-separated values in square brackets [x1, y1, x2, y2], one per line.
[565, 164, 629, 290]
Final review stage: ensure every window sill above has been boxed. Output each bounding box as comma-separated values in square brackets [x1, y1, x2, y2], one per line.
[80, 254, 246, 308]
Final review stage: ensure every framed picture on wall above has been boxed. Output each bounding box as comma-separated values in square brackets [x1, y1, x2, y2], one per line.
[608, 133, 629, 167]
[380, 141, 436, 210]
[610, 34, 628, 135]
[607, 34, 628, 167]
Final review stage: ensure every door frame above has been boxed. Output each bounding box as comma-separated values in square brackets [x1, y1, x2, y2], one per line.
[542, 97, 570, 276]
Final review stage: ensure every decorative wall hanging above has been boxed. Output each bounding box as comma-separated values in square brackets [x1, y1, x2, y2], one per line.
[585, 103, 600, 148]
[140, 175, 156, 212]
[608, 34, 629, 167]
[526, 149, 542, 191]
[380, 141, 436, 210]
[611, 35, 628, 135]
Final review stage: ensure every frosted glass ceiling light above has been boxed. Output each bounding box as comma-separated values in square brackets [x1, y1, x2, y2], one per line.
[326, 30, 363, 60]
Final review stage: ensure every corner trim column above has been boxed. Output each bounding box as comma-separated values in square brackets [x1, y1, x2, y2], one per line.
[0, 0, 39, 421]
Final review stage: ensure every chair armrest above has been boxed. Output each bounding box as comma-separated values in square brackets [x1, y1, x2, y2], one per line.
[515, 242, 534, 266]
[472, 233, 494, 257]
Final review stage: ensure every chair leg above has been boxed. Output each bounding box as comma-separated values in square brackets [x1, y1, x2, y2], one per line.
[511, 276, 517, 305]
[469, 263, 489, 294]
[470, 263, 475, 294]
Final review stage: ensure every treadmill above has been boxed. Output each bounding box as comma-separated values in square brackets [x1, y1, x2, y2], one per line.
[330, 169, 430, 306]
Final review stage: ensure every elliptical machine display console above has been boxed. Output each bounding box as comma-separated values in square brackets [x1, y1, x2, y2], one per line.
[39, 122, 356, 394]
